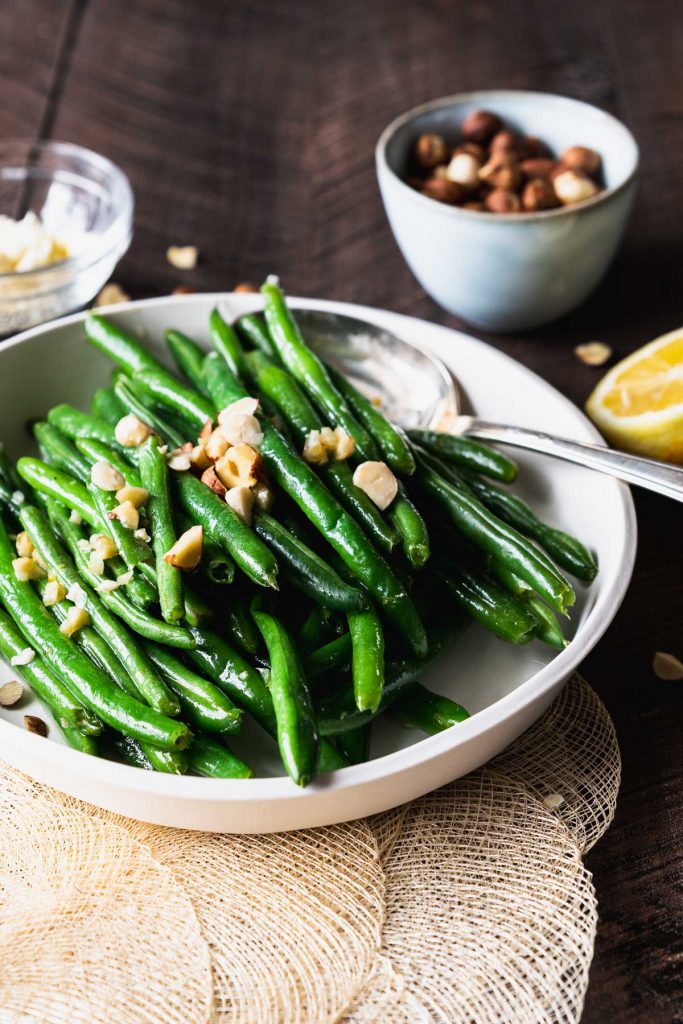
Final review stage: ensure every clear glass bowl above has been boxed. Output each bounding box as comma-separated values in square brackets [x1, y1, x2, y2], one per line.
[0, 141, 133, 334]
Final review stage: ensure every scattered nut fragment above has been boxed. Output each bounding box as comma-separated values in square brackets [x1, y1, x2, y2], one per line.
[24, 715, 47, 737]
[233, 282, 259, 293]
[0, 681, 23, 707]
[421, 177, 466, 205]
[116, 570, 134, 586]
[108, 500, 140, 530]
[15, 531, 34, 558]
[574, 342, 613, 366]
[478, 153, 521, 190]
[302, 429, 328, 465]
[218, 397, 260, 421]
[94, 282, 130, 307]
[66, 582, 87, 608]
[96, 579, 120, 594]
[87, 552, 106, 576]
[542, 793, 565, 810]
[485, 188, 521, 214]
[91, 460, 125, 491]
[252, 480, 274, 512]
[331, 426, 356, 461]
[352, 461, 398, 511]
[42, 578, 66, 606]
[115, 413, 153, 448]
[69, 509, 83, 525]
[199, 418, 213, 443]
[225, 485, 254, 526]
[166, 245, 198, 270]
[134, 528, 151, 542]
[190, 443, 211, 472]
[414, 132, 449, 169]
[205, 427, 230, 461]
[89, 533, 119, 560]
[461, 109, 501, 145]
[522, 178, 559, 212]
[200, 465, 227, 497]
[553, 169, 599, 206]
[220, 411, 263, 449]
[561, 145, 602, 179]
[215, 443, 261, 489]
[445, 152, 482, 191]
[59, 606, 90, 638]
[10, 648, 34, 667]
[115, 485, 149, 509]
[652, 651, 683, 680]
[12, 557, 45, 582]
[164, 525, 204, 571]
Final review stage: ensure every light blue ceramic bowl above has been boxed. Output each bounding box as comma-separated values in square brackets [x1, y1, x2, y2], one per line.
[376, 90, 639, 332]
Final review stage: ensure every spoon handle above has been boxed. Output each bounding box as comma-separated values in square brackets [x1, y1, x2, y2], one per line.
[467, 420, 683, 503]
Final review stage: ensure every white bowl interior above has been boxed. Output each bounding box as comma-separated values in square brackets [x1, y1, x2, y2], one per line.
[0, 294, 636, 830]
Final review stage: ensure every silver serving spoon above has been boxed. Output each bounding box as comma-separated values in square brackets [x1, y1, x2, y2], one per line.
[292, 309, 683, 504]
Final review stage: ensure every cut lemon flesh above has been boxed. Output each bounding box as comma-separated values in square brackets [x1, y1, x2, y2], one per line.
[586, 327, 683, 464]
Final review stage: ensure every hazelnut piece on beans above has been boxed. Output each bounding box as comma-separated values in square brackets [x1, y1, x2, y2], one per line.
[560, 145, 602, 179]
[478, 153, 521, 190]
[553, 169, 599, 206]
[485, 188, 522, 214]
[421, 177, 466, 205]
[414, 133, 449, 169]
[522, 178, 560, 211]
[461, 109, 501, 145]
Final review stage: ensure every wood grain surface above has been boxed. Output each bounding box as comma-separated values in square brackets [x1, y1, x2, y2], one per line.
[1, 1, 681, 1020]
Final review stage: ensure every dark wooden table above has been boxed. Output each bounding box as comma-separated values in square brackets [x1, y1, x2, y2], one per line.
[2, 1, 681, 1019]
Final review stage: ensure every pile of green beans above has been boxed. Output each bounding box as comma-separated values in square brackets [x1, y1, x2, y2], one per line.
[0, 276, 597, 787]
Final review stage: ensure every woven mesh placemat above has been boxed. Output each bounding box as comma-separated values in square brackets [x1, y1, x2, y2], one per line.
[0, 675, 620, 1024]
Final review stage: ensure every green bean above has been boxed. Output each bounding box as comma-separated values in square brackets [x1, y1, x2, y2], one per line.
[17, 458, 98, 527]
[188, 735, 254, 778]
[527, 597, 567, 650]
[61, 725, 100, 755]
[138, 436, 185, 623]
[75, 437, 141, 486]
[437, 565, 537, 644]
[114, 376, 186, 449]
[23, 504, 180, 715]
[0, 608, 101, 735]
[113, 736, 188, 774]
[305, 632, 352, 682]
[204, 543, 235, 585]
[224, 604, 260, 656]
[415, 449, 574, 613]
[326, 364, 415, 474]
[134, 368, 214, 432]
[47, 403, 120, 449]
[236, 313, 278, 357]
[33, 422, 89, 482]
[0, 477, 26, 522]
[174, 472, 279, 590]
[0, 446, 27, 495]
[50, 503, 195, 650]
[188, 626, 277, 734]
[91, 387, 126, 425]
[390, 683, 469, 733]
[0, 515, 190, 749]
[253, 512, 364, 612]
[261, 279, 379, 461]
[462, 472, 598, 583]
[347, 602, 385, 713]
[144, 642, 243, 734]
[409, 429, 518, 483]
[203, 353, 427, 654]
[252, 604, 319, 787]
[165, 328, 210, 395]
[299, 605, 338, 656]
[209, 307, 247, 379]
[138, 562, 213, 627]
[88, 482, 152, 568]
[388, 486, 430, 567]
[336, 724, 371, 765]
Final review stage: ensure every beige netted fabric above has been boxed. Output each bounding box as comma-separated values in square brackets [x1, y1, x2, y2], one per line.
[0, 675, 620, 1024]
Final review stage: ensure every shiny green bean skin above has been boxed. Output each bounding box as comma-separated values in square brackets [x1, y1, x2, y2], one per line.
[134, 368, 214, 432]
[348, 602, 385, 713]
[88, 482, 151, 568]
[336, 724, 371, 765]
[253, 512, 364, 612]
[0, 477, 26, 522]
[326, 364, 415, 474]
[47, 403, 120, 449]
[0, 608, 101, 735]
[174, 472, 279, 590]
[113, 736, 188, 774]
[305, 632, 352, 681]
[261, 280, 379, 461]
[0, 446, 27, 494]
[188, 626, 277, 734]
[209, 307, 247, 379]
[33, 422, 89, 482]
[24, 504, 180, 715]
[61, 725, 100, 755]
[204, 543, 235, 585]
[299, 605, 338, 655]
[224, 604, 260, 655]
[236, 313, 278, 358]
[388, 487, 430, 567]
[75, 437, 141, 486]
[252, 605, 319, 787]
[487, 561, 567, 650]
[408, 430, 518, 483]
[188, 735, 254, 778]
[138, 436, 185, 623]
[17, 458, 98, 527]
[0, 516, 189, 749]
[437, 565, 537, 644]
[463, 473, 598, 583]
[144, 642, 243, 734]
[390, 683, 469, 734]
[113, 377, 186, 450]
[165, 328, 210, 394]
[91, 387, 126, 425]
[202, 353, 427, 654]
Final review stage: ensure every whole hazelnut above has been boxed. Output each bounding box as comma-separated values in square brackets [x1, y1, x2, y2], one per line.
[489, 130, 521, 155]
[461, 109, 501, 145]
[521, 136, 551, 159]
[520, 157, 557, 180]
[484, 188, 522, 214]
[414, 133, 449, 169]
[421, 177, 466, 205]
[553, 169, 599, 206]
[453, 142, 485, 161]
[478, 153, 522, 190]
[522, 178, 560, 211]
[560, 145, 602, 179]
[445, 151, 481, 190]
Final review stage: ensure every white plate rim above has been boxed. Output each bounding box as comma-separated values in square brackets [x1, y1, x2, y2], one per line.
[0, 292, 637, 809]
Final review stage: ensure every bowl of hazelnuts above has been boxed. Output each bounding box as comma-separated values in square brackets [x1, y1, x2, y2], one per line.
[376, 91, 638, 331]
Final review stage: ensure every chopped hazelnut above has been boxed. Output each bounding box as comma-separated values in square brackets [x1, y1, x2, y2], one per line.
[522, 178, 559, 212]
[24, 715, 47, 736]
[560, 145, 602, 179]
[91, 460, 125, 491]
[115, 485, 149, 509]
[302, 429, 328, 465]
[352, 461, 398, 511]
[115, 413, 152, 448]
[0, 681, 23, 707]
[225, 485, 254, 526]
[445, 152, 482, 191]
[414, 132, 449, 169]
[166, 245, 198, 270]
[201, 465, 227, 497]
[205, 427, 230, 461]
[108, 500, 140, 530]
[12, 557, 45, 582]
[214, 443, 261, 489]
[15, 532, 34, 558]
[94, 283, 129, 307]
[478, 153, 521, 190]
[89, 533, 119, 560]
[190, 443, 212, 472]
[60, 605, 90, 638]
[42, 578, 66, 606]
[553, 169, 599, 206]
[164, 525, 204, 571]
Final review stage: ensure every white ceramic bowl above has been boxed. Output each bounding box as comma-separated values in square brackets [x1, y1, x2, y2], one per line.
[0, 294, 636, 832]
[376, 90, 639, 331]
